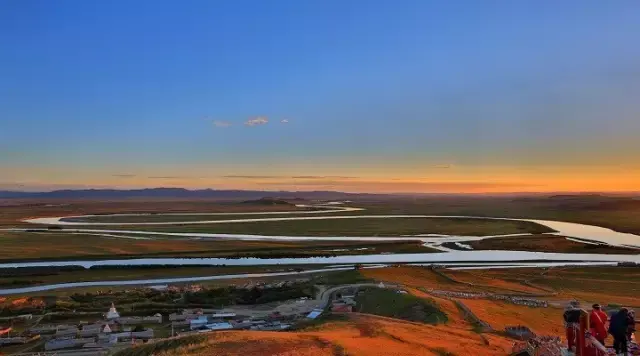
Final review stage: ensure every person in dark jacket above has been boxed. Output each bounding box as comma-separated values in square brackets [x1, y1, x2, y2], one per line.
[563, 301, 582, 351]
[609, 308, 631, 355]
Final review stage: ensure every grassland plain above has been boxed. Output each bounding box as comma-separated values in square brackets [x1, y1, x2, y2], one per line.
[2, 195, 640, 265]
[5, 194, 640, 235]
[354, 287, 448, 324]
[0, 232, 437, 262]
[461, 298, 566, 336]
[361, 266, 470, 291]
[110, 217, 551, 236]
[0, 200, 314, 229]
[355, 194, 640, 235]
[362, 266, 640, 306]
[0, 265, 319, 288]
[61, 210, 342, 224]
[467, 234, 640, 254]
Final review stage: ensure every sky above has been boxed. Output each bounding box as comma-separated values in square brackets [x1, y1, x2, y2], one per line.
[1, 0, 640, 194]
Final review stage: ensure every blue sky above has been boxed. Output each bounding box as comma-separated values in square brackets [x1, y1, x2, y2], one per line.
[2, 0, 640, 192]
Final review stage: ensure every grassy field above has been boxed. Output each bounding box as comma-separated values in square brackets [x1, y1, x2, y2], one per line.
[462, 298, 565, 336]
[442, 266, 640, 306]
[4, 194, 640, 235]
[361, 266, 470, 291]
[61, 210, 332, 224]
[0, 200, 313, 228]
[0, 231, 438, 261]
[0, 265, 316, 288]
[361, 265, 640, 306]
[355, 288, 448, 324]
[2, 195, 639, 267]
[115, 313, 513, 356]
[117, 217, 551, 236]
[356, 194, 640, 235]
[467, 234, 639, 254]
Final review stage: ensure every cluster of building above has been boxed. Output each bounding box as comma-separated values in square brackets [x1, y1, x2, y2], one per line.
[0, 327, 40, 346]
[330, 292, 357, 313]
[170, 309, 294, 334]
[1, 303, 159, 352]
[41, 303, 157, 351]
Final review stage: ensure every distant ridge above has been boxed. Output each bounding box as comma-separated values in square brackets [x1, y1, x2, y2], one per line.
[0, 188, 379, 200]
[241, 197, 296, 206]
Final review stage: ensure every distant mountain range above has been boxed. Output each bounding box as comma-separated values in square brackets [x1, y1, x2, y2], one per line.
[2, 188, 637, 200]
[0, 188, 377, 200]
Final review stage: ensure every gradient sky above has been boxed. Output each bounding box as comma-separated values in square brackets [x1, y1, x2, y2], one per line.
[2, 0, 640, 193]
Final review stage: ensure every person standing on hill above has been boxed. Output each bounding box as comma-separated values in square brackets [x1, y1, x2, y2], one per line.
[563, 301, 582, 351]
[609, 308, 631, 356]
[589, 304, 608, 345]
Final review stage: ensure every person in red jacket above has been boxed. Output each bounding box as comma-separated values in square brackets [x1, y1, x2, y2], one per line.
[589, 304, 608, 345]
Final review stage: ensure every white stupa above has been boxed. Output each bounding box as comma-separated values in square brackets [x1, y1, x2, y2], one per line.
[106, 303, 120, 320]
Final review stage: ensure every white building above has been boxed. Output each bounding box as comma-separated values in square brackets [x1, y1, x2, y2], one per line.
[106, 303, 120, 320]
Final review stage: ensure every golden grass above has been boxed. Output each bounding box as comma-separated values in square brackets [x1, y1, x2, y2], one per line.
[361, 266, 472, 291]
[441, 270, 545, 294]
[153, 314, 513, 356]
[406, 288, 468, 329]
[461, 299, 564, 337]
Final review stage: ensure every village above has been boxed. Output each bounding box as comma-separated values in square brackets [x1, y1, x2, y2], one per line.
[0, 279, 332, 354]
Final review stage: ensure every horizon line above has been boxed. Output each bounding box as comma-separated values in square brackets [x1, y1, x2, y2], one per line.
[1, 187, 639, 196]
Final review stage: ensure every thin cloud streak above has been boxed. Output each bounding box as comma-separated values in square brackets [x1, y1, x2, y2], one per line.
[244, 116, 269, 126]
[259, 180, 539, 192]
[222, 175, 281, 179]
[222, 175, 360, 180]
[291, 176, 358, 179]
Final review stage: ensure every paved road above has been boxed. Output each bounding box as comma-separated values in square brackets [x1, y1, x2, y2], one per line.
[207, 283, 397, 319]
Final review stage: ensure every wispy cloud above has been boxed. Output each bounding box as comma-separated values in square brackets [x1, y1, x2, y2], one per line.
[280, 119, 289, 124]
[213, 120, 232, 128]
[112, 174, 137, 178]
[260, 180, 539, 192]
[222, 175, 281, 179]
[147, 176, 194, 179]
[244, 116, 269, 126]
[222, 175, 359, 180]
[291, 176, 358, 179]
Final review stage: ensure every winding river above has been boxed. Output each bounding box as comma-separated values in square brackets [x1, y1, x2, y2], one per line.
[0, 203, 639, 294]
[12, 203, 640, 248]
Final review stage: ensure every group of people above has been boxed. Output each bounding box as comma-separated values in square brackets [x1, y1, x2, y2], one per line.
[563, 301, 636, 355]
